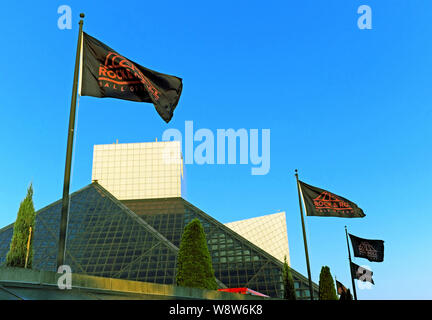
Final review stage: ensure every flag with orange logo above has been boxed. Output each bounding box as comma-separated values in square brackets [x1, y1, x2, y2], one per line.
[298, 180, 365, 218]
[336, 280, 348, 295]
[79, 32, 183, 123]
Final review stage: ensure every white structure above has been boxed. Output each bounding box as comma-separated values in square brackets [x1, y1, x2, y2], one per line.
[225, 212, 290, 265]
[92, 141, 184, 200]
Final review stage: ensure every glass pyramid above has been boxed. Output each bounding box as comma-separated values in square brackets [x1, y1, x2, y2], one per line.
[0, 183, 182, 285]
[0, 183, 318, 298]
[122, 198, 318, 299]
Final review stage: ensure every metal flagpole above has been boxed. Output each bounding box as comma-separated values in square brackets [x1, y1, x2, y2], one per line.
[57, 13, 85, 269]
[345, 226, 358, 300]
[295, 169, 314, 300]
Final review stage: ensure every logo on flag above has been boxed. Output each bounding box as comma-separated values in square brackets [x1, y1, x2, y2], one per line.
[313, 191, 353, 214]
[336, 280, 348, 295]
[349, 234, 384, 262]
[79, 32, 183, 123]
[298, 180, 365, 218]
[358, 241, 378, 260]
[350, 262, 374, 287]
[98, 52, 161, 100]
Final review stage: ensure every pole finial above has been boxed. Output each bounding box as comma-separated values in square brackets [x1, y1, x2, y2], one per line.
[80, 13, 85, 18]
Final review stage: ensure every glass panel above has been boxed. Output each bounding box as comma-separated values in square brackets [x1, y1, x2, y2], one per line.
[0, 184, 318, 299]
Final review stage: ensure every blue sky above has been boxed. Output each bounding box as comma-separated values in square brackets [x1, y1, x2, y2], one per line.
[0, 1, 431, 299]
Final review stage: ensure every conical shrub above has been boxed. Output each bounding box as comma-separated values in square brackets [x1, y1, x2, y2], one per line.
[6, 184, 36, 268]
[176, 218, 217, 290]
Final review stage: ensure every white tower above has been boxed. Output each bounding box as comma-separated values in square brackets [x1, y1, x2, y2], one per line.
[92, 141, 184, 200]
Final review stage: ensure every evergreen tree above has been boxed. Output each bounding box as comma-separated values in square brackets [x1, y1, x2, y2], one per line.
[318, 266, 338, 300]
[282, 256, 296, 300]
[6, 184, 36, 268]
[176, 218, 217, 290]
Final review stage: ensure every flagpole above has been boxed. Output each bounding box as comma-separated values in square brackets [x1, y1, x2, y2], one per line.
[345, 226, 358, 300]
[335, 275, 337, 296]
[57, 13, 85, 269]
[295, 169, 314, 300]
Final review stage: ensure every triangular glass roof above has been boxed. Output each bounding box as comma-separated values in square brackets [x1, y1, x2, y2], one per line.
[122, 198, 319, 298]
[0, 184, 188, 286]
[0, 183, 317, 298]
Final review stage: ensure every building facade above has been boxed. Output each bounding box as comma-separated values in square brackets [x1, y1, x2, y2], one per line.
[0, 141, 319, 299]
[224, 212, 290, 265]
[92, 141, 184, 200]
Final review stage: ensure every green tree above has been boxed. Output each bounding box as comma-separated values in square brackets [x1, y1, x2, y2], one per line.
[318, 266, 338, 300]
[176, 218, 217, 290]
[6, 184, 36, 268]
[282, 256, 296, 300]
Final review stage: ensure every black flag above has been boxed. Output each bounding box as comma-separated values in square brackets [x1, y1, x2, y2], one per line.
[79, 32, 183, 123]
[350, 262, 374, 284]
[298, 180, 366, 218]
[349, 234, 384, 262]
[336, 280, 348, 295]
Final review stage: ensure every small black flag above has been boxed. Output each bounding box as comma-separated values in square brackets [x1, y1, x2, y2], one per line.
[339, 288, 353, 300]
[350, 261, 374, 284]
[349, 234, 384, 262]
[298, 180, 366, 218]
[79, 32, 183, 123]
[336, 280, 348, 295]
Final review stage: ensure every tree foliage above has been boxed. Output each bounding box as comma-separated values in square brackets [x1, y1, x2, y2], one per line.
[282, 256, 296, 300]
[176, 218, 217, 290]
[6, 184, 36, 268]
[318, 266, 338, 300]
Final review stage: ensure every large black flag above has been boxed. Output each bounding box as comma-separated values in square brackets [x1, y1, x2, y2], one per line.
[79, 32, 183, 123]
[350, 262, 374, 284]
[349, 234, 384, 262]
[298, 180, 366, 218]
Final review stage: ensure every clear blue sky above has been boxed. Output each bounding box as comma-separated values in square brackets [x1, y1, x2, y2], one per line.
[0, 1, 431, 299]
